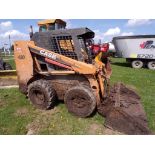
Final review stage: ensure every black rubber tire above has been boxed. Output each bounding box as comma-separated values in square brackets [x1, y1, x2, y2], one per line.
[3, 62, 13, 70]
[64, 86, 96, 117]
[28, 80, 56, 110]
[147, 61, 155, 70]
[131, 60, 143, 69]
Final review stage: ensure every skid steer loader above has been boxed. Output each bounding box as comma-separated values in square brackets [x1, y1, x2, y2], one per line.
[14, 22, 151, 134]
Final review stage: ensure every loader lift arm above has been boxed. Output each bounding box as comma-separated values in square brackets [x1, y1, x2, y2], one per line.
[28, 42, 98, 75]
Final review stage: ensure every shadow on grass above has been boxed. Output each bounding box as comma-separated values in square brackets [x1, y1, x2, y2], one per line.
[112, 62, 131, 68]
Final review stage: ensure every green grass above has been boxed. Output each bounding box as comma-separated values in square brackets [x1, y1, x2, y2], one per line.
[0, 89, 34, 134]
[0, 58, 155, 134]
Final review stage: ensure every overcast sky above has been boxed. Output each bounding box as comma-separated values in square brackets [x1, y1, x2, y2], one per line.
[0, 19, 155, 47]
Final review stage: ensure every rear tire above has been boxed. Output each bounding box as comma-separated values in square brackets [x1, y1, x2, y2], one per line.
[131, 60, 143, 69]
[64, 86, 96, 117]
[28, 80, 56, 110]
[147, 61, 155, 70]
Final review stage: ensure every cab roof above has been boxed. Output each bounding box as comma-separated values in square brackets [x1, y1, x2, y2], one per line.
[38, 19, 66, 26]
[35, 27, 95, 39]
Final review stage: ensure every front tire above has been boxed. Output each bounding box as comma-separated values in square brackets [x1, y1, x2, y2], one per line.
[28, 80, 56, 110]
[64, 86, 96, 117]
[131, 60, 143, 69]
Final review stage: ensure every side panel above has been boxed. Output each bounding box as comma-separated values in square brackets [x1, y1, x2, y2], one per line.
[113, 38, 155, 59]
[14, 41, 34, 93]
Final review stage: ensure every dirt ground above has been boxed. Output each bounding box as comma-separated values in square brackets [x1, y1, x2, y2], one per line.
[14, 107, 29, 117]
[87, 123, 122, 135]
[26, 108, 60, 135]
[24, 106, 122, 135]
[0, 78, 18, 87]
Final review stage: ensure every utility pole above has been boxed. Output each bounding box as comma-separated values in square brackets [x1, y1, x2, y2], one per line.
[29, 25, 33, 40]
[9, 34, 11, 54]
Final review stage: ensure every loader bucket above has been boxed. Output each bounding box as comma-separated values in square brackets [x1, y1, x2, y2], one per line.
[97, 83, 151, 135]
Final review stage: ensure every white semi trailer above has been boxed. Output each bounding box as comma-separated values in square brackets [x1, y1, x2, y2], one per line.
[113, 35, 155, 70]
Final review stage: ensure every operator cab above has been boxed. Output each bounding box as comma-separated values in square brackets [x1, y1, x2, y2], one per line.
[30, 19, 95, 72]
[31, 27, 95, 64]
[38, 19, 66, 32]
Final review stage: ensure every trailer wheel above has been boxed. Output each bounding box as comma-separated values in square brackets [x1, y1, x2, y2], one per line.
[147, 61, 155, 70]
[131, 60, 143, 69]
[28, 80, 56, 110]
[64, 86, 96, 117]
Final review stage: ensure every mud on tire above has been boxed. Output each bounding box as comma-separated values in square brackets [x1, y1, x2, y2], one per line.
[64, 85, 96, 117]
[28, 79, 56, 110]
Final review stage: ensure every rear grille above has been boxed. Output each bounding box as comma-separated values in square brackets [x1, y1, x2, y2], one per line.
[50, 36, 78, 60]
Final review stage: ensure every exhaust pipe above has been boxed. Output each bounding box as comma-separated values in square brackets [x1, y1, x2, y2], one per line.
[29, 25, 33, 40]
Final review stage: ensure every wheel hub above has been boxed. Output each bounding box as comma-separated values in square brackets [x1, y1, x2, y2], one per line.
[135, 62, 140, 66]
[36, 93, 44, 101]
[33, 89, 45, 105]
[64, 86, 96, 117]
[71, 97, 88, 108]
